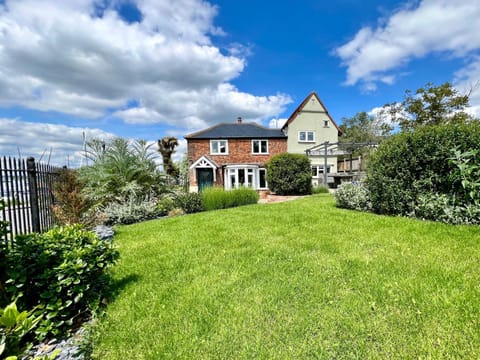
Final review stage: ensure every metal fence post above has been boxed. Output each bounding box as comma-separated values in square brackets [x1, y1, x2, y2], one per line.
[324, 141, 329, 185]
[27, 157, 40, 233]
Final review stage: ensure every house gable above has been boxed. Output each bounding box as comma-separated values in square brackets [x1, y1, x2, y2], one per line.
[282, 91, 341, 175]
[282, 92, 342, 134]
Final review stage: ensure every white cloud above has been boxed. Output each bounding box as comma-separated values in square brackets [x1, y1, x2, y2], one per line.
[0, 0, 291, 127]
[453, 56, 480, 118]
[336, 0, 480, 87]
[0, 118, 116, 167]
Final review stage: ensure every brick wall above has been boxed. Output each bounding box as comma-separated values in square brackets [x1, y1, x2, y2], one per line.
[188, 138, 287, 187]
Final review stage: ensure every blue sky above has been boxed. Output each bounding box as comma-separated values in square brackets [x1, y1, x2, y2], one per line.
[0, 0, 479, 166]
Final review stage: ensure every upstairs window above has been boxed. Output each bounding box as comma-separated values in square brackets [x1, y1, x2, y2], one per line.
[210, 140, 228, 155]
[298, 131, 315, 142]
[324, 120, 329, 127]
[252, 139, 268, 154]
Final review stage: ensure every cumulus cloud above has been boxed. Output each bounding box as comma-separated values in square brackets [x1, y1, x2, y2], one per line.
[335, 0, 480, 89]
[0, 118, 116, 167]
[0, 0, 291, 127]
[453, 57, 480, 118]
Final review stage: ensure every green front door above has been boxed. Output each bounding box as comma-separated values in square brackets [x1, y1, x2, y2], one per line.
[197, 168, 213, 192]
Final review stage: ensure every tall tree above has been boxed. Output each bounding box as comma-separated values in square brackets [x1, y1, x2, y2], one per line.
[340, 111, 392, 144]
[157, 136, 179, 178]
[380, 82, 472, 131]
[339, 111, 392, 164]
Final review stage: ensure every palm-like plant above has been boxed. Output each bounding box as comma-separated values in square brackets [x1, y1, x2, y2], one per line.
[78, 138, 165, 207]
[157, 137, 179, 178]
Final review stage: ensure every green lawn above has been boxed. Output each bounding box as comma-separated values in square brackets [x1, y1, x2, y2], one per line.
[92, 195, 480, 359]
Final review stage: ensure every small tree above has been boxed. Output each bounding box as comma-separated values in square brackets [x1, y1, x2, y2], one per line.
[158, 137, 179, 178]
[379, 82, 472, 131]
[265, 153, 312, 195]
[339, 111, 391, 169]
[52, 168, 93, 226]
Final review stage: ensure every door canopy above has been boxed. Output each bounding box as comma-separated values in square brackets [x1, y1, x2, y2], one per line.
[190, 156, 218, 181]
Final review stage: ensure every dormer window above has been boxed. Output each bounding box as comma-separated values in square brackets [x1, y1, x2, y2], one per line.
[298, 131, 315, 142]
[210, 140, 228, 155]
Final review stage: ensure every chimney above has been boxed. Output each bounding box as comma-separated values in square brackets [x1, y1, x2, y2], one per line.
[237, 116, 242, 124]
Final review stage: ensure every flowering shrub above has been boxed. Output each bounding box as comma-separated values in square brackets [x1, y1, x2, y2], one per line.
[335, 182, 372, 211]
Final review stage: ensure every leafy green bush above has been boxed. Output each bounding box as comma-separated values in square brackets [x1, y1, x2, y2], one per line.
[0, 301, 42, 359]
[174, 192, 204, 214]
[1, 200, 9, 308]
[0, 199, 8, 238]
[449, 148, 480, 206]
[265, 153, 312, 195]
[4, 225, 119, 339]
[202, 187, 259, 211]
[312, 185, 330, 194]
[412, 192, 480, 225]
[78, 138, 166, 208]
[367, 123, 480, 217]
[156, 195, 176, 216]
[335, 182, 372, 211]
[102, 196, 160, 225]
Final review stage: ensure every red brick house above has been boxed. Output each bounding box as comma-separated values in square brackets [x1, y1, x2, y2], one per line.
[185, 117, 287, 192]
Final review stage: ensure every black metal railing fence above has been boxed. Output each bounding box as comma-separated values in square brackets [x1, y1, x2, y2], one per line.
[0, 157, 60, 246]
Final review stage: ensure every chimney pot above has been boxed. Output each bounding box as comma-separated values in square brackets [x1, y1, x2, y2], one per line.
[237, 116, 242, 124]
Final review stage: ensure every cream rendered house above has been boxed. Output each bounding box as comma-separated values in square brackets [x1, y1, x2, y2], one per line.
[281, 92, 342, 185]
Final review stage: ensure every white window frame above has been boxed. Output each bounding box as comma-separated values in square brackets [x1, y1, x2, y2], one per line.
[311, 165, 331, 178]
[224, 165, 267, 190]
[298, 131, 315, 143]
[210, 139, 228, 155]
[252, 139, 269, 154]
[323, 120, 329, 127]
[258, 168, 268, 189]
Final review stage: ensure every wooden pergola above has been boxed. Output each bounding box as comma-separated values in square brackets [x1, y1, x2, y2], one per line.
[305, 141, 378, 185]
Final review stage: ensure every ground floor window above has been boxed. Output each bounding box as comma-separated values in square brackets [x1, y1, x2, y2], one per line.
[224, 166, 267, 190]
[311, 165, 331, 178]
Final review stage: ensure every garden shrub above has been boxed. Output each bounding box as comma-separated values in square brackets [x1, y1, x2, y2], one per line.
[335, 182, 372, 211]
[0, 200, 9, 308]
[3, 225, 119, 339]
[202, 187, 259, 211]
[265, 153, 312, 195]
[102, 196, 160, 225]
[367, 123, 480, 219]
[156, 195, 176, 216]
[78, 138, 166, 208]
[174, 192, 204, 214]
[0, 301, 42, 359]
[412, 192, 480, 225]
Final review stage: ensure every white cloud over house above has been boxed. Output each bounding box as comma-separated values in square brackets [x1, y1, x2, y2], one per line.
[0, 0, 291, 128]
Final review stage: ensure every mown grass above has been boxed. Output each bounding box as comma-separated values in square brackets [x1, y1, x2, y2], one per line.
[92, 195, 480, 359]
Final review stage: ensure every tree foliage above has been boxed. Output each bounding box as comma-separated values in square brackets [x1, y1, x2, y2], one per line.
[157, 137, 179, 178]
[52, 168, 96, 226]
[78, 137, 165, 207]
[265, 153, 312, 195]
[380, 82, 472, 131]
[339, 111, 392, 162]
